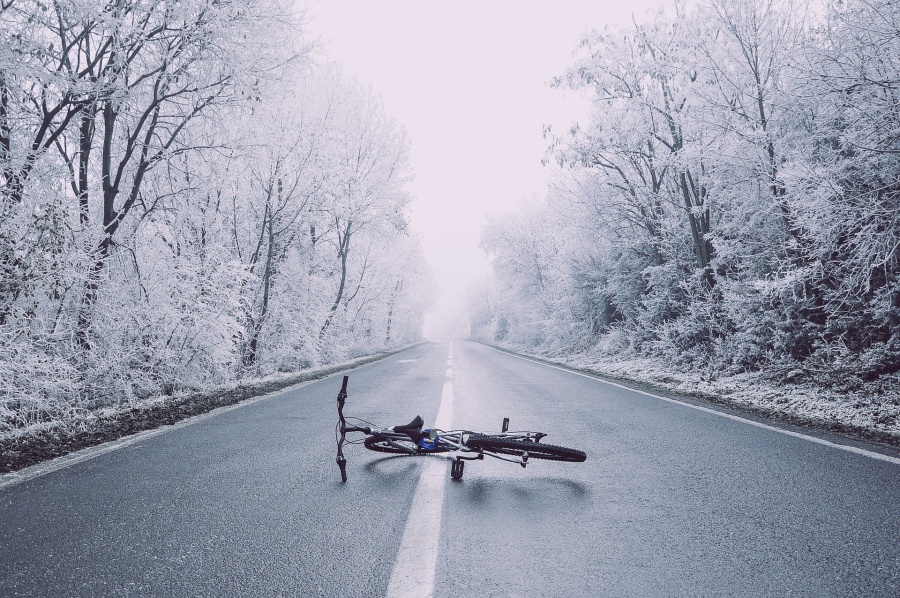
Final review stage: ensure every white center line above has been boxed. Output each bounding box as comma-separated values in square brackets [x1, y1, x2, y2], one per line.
[486, 345, 900, 466]
[386, 349, 453, 598]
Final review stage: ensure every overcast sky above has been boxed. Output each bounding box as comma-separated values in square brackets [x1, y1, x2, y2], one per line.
[304, 0, 662, 337]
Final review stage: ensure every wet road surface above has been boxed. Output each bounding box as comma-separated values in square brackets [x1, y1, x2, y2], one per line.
[1, 341, 898, 596]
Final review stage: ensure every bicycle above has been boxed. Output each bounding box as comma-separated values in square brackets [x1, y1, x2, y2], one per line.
[334, 375, 586, 481]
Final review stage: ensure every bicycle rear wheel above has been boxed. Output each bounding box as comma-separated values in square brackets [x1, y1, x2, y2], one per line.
[465, 435, 586, 462]
[364, 434, 454, 454]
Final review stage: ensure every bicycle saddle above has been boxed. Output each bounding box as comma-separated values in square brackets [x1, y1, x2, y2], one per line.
[393, 415, 424, 442]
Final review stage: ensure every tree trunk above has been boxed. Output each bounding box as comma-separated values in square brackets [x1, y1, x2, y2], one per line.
[243, 228, 275, 368]
[243, 180, 281, 368]
[0, 72, 10, 189]
[320, 220, 352, 340]
[384, 280, 402, 345]
[77, 108, 95, 225]
[74, 102, 119, 348]
[678, 171, 715, 288]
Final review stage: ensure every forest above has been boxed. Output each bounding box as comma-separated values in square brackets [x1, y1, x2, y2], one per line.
[0, 0, 432, 432]
[470, 0, 900, 406]
[3, 0, 899, 440]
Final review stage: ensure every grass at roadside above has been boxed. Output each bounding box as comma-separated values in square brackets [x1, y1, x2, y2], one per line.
[0, 346, 417, 474]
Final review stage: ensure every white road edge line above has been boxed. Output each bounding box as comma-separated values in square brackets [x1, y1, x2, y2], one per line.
[0, 364, 371, 491]
[486, 345, 900, 466]
[386, 348, 453, 598]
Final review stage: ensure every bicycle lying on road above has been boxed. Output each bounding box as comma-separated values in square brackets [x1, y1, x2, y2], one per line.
[334, 375, 586, 481]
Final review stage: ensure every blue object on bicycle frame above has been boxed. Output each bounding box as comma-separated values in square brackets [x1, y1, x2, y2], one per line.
[418, 429, 440, 450]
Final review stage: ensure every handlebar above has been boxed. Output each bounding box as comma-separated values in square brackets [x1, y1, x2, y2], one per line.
[336, 376, 438, 481]
[336, 376, 372, 482]
[336, 375, 349, 482]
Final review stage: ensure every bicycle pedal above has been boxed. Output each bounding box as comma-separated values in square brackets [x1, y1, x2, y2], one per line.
[451, 459, 465, 480]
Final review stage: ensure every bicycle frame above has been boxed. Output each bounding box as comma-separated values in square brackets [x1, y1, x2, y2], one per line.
[362, 427, 546, 464]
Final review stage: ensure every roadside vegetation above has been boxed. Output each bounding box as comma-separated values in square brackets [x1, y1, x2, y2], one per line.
[0, 347, 414, 474]
[470, 0, 900, 441]
[0, 1, 433, 447]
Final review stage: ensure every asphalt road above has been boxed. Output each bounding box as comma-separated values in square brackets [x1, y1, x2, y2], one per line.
[1, 341, 899, 597]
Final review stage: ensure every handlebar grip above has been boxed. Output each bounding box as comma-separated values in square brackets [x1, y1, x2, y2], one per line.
[337, 375, 348, 406]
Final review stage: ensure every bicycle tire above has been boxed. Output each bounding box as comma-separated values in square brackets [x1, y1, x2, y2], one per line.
[465, 435, 586, 462]
[364, 434, 454, 454]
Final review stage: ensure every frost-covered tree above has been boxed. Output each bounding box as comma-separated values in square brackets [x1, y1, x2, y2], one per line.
[476, 0, 900, 386]
[311, 73, 413, 344]
[0, 3, 431, 430]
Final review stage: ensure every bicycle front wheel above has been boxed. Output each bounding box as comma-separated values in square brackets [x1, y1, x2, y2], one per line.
[465, 435, 586, 462]
[364, 434, 454, 454]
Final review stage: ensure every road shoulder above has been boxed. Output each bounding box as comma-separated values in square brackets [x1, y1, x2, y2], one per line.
[478, 341, 900, 459]
[0, 345, 422, 476]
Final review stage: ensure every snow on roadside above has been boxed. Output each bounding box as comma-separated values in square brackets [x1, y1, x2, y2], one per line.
[493, 344, 900, 445]
[0, 345, 416, 443]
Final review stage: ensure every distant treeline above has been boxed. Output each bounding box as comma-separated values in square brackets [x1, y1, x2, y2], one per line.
[470, 0, 899, 386]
